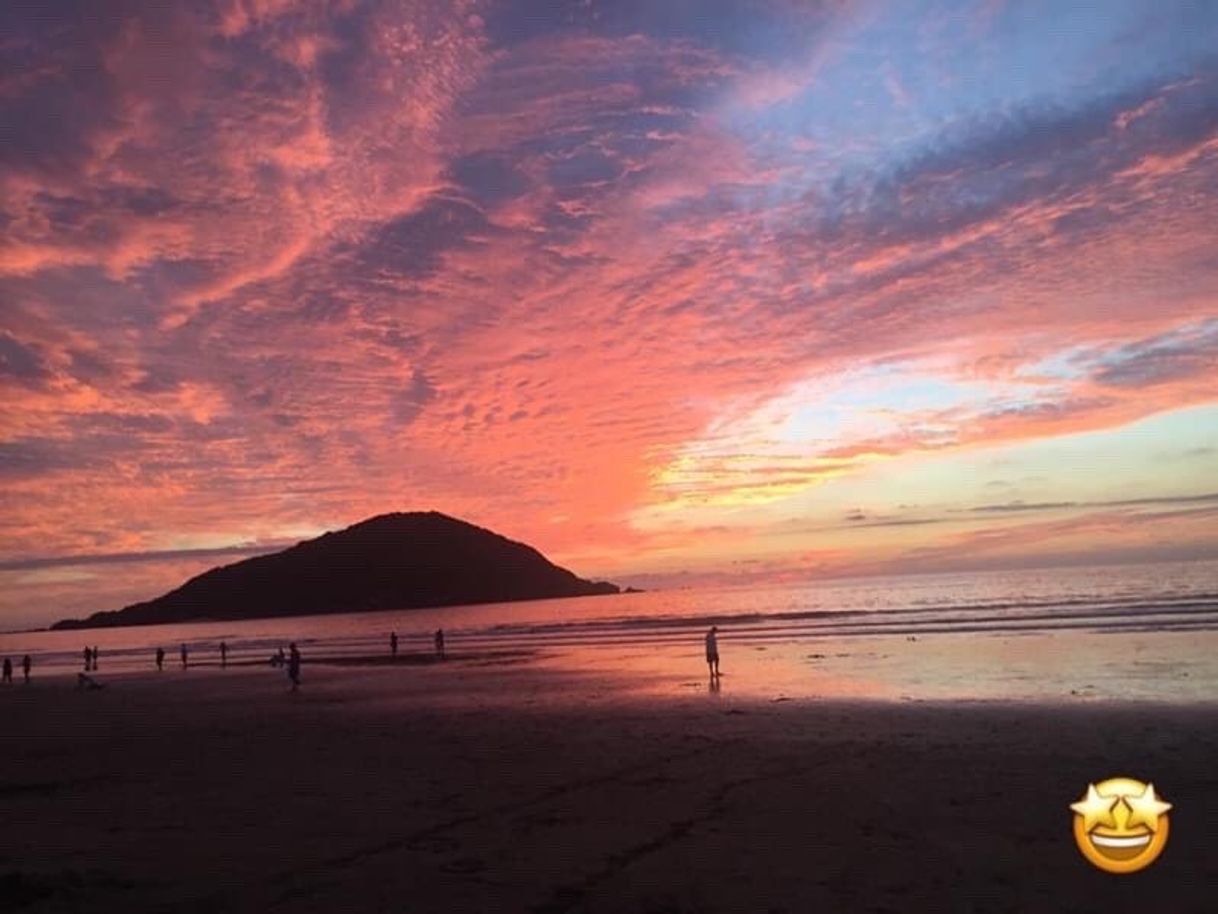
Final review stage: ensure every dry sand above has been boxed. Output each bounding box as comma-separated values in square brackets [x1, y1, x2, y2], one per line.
[3, 655, 1215, 913]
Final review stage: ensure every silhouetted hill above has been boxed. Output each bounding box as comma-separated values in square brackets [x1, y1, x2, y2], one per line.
[51, 512, 619, 630]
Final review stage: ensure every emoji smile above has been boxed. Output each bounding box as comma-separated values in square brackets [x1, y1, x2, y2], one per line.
[1090, 833, 1150, 849]
[1072, 778, 1171, 872]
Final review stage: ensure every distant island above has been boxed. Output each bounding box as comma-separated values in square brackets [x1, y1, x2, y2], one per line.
[51, 511, 620, 630]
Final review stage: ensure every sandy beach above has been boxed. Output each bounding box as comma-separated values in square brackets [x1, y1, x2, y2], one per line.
[3, 654, 1215, 913]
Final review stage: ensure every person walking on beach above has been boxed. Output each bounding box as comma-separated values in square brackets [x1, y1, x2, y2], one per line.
[22, 654, 31, 684]
[220, 641, 228, 668]
[705, 626, 721, 678]
[434, 628, 445, 661]
[390, 631, 398, 658]
[156, 647, 165, 671]
[83, 646, 92, 672]
[180, 644, 189, 670]
[2, 658, 11, 684]
[287, 642, 301, 691]
[92, 646, 99, 670]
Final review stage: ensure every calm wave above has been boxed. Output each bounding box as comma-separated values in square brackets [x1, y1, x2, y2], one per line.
[3, 560, 1217, 679]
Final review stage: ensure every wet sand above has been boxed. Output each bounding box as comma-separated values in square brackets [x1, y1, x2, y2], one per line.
[3, 657, 1216, 913]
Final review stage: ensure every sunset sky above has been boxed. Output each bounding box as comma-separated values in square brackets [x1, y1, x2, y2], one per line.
[2, 0, 1217, 628]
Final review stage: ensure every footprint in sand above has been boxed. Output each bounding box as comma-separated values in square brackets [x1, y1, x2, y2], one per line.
[441, 857, 486, 875]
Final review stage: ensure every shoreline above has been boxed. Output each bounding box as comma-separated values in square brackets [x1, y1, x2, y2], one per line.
[12, 655, 1218, 710]
[8, 629, 1218, 707]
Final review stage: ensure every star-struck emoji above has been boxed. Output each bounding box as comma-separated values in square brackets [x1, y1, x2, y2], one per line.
[1125, 781, 1172, 831]
[1071, 776, 1171, 874]
[1070, 782, 1118, 831]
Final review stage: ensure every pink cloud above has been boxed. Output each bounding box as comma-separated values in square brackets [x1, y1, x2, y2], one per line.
[2, 3, 1217, 623]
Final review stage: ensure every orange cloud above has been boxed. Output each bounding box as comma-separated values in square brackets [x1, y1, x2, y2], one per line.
[2, 2, 1217, 624]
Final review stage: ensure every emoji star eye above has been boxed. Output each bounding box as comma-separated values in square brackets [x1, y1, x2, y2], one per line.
[1125, 782, 1173, 832]
[1071, 777, 1172, 874]
[1070, 783, 1118, 831]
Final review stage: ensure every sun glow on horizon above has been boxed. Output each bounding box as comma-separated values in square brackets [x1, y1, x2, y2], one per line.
[1, 0, 1216, 627]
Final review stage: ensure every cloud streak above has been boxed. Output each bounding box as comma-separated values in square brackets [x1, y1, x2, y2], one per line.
[1, 0, 1217, 624]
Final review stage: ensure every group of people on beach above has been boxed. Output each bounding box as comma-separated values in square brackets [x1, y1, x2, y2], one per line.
[12, 625, 721, 693]
[152, 643, 200, 670]
[389, 628, 447, 661]
[267, 643, 303, 689]
[69, 647, 104, 689]
[1, 655, 32, 684]
[154, 640, 301, 689]
[58, 639, 303, 691]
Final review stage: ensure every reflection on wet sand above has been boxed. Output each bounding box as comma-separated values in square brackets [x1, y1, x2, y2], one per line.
[528, 627, 1218, 704]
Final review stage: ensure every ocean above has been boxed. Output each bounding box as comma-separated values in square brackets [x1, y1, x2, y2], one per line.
[3, 559, 1217, 703]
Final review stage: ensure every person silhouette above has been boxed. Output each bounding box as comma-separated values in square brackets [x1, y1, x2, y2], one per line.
[180, 643, 189, 669]
[434, 628, 445, 661]
[220, 641, 228, 668]
[390, 631, 398, 658]
[91, 646, 99, 670]
[705, 626, 721, 678]
[2, 658, 11, 684]
[83, 646, 92, 672]
[156, 647, 165, 671]
[22, 654, 31, 684]
[287, 643, 301, 691]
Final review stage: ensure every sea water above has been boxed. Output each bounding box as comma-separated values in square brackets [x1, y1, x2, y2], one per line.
[3, 560, 1217, 702]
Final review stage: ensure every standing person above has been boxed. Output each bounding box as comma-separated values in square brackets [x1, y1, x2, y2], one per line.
[705, 626, 721, 678]
[287, 642, 301, 691]
[390, 631, 398, 658]
[156, 647, 165, 671]
[83, 646, 92, 672]
[22, 654, 31, 684]
[91, 646, 99, 670]
[220, 641, 228, 668]
[2, 658, 11, 684]
[180, 643, 189, 670]
[434, 628, 445, 661]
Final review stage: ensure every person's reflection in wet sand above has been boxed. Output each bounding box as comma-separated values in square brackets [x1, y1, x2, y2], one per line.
[709, 673, 721, 695]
